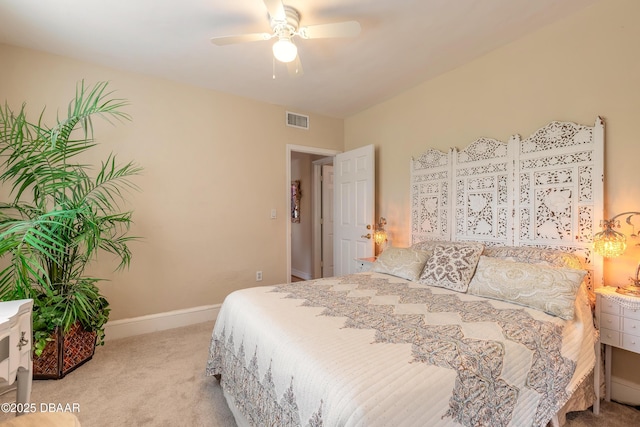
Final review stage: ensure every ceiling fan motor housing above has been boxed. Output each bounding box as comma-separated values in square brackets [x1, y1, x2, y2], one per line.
[270, 5, 300, 38]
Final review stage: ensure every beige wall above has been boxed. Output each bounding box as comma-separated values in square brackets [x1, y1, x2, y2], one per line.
[345, 0, 640, 399]
[0, 43, 343, 320]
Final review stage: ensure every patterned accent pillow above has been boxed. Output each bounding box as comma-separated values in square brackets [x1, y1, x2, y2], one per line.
[468, 256, 587, 319]
[372, 247, 431, 281]
[418, 243, 484, 292]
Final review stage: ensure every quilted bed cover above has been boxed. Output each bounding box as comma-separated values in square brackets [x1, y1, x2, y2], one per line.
[206, 272, 596, 427]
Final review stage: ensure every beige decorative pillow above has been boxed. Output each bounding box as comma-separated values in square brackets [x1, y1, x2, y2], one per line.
[372, 247, 431, 281]
[468, 256, 587, 319]
[418, 243, 484, 292]
[411, 240, 458, 252]
[482, 246, 583, 270]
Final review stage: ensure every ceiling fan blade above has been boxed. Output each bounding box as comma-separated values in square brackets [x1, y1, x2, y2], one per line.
[210, 33, 271, 46]
[287, 55, 304, 77]
[299, 21, 361, 39]
[263, 0, 286, 21]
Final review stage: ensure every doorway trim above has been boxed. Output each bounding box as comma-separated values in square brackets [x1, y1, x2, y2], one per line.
[286, 144, 341, 283]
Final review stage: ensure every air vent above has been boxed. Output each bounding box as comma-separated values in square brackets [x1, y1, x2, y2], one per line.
[286, 111, 309, 130]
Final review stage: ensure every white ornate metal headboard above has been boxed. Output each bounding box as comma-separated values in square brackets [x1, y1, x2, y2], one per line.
[411, 118, 604, 290]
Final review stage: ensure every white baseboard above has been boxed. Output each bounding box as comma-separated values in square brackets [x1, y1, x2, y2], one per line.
[104, 304, 221, 341]
[611, 375, 640, 406]
[291, 268, 312, 280]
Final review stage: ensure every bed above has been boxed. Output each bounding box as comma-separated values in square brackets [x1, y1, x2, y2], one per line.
[206, 118, 604, 427]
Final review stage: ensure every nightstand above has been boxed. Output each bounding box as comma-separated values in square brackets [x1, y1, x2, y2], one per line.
[595, 287, 640, 412]
[0, 299, 33, 415]
[355, 257, 377, 272]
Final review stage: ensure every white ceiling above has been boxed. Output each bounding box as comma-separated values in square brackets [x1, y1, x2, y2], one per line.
[0, 0, 598, 118]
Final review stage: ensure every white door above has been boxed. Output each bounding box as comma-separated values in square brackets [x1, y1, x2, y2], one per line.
[321, 164, 334, 277]
[334, 145, 375, 275]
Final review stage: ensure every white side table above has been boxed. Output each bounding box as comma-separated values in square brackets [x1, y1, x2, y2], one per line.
[355, 257, 377, 272]
[594, 287, 640, 414]
[0, 299, 34, 415]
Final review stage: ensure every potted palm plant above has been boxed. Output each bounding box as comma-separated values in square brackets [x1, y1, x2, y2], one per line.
[0, 81, 142, 379]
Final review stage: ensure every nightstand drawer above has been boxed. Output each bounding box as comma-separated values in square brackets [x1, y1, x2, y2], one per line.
[595, 288, 640, 408]
[600, 327, 621, 346]
[623, 317, 640, 337]
[8, 306, 31, 377]
[599, 312, 621, 331]
[16, 311, 31, 368]
[622, 333, 640, 353]
[623, 307, 640, 320]
[600, 297, 621, 315]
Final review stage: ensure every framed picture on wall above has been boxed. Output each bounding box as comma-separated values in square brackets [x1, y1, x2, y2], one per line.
[291, 180, 301, 223]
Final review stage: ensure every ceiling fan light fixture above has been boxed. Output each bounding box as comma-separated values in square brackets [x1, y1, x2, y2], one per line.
[272, 37, 297, 63]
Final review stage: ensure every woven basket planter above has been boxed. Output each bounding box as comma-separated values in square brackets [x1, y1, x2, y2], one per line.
[33, 321, 97, 380]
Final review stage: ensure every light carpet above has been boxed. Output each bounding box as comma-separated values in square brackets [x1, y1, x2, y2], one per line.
[0, 321, 639, 426]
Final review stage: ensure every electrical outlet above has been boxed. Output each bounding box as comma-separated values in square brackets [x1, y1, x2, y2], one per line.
[256, 271, 263, 281]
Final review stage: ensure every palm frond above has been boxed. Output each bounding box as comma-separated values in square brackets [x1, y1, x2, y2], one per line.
[51, 80, 130, 148]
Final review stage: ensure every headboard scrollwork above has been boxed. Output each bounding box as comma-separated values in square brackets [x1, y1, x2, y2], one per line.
[411, 117, 604, 290]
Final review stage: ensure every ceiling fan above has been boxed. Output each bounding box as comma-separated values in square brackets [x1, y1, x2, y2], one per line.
[210, 0, 361, 76]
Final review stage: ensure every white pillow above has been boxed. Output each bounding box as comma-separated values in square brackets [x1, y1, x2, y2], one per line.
[467, 256, 587, 319]
[372, 247, 431, 281]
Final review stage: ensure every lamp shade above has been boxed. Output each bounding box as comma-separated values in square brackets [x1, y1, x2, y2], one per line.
[373, 229, 387, 246]
[373, 217, 388, 246]
[272, 38, 297, 63]
[593, 227, 627, 258]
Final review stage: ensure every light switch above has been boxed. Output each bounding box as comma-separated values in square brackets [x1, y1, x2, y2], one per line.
[271, 209, 277, 219]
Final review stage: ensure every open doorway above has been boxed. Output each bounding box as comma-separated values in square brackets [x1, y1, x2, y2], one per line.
[286, 145, 340, 283]
[286, 144, 375, 282]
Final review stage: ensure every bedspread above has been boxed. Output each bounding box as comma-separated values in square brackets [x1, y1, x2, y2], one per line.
[206, 272, 596, 427]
